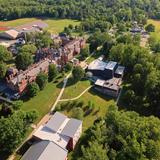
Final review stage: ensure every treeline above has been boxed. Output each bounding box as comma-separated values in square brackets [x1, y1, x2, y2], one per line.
[1, 0, 160, 21]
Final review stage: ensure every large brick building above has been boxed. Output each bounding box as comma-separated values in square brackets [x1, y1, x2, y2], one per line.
[35, 37, 86, 66]
[5, 36, 85, 97]
[6, 59, 51, 94]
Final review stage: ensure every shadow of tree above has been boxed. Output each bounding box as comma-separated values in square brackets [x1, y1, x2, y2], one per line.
[56, 77, 78, 89]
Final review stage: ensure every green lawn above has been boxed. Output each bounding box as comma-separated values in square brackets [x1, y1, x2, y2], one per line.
[1, 18, 39, 27]
[0, 18, 80, 34]
[22, 78, 63, 123]
[62, 89, 114, 130]
[44, 18, 80, 33]
[61, 79, 91, 99]
[147, 19, 160, 41]
[58, 77, 115, 130]
[59, 88, 115, 160]
[60, 77, 115, 130]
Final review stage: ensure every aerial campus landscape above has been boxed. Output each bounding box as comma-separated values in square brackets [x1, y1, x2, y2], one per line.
[0, 1, 160, 160]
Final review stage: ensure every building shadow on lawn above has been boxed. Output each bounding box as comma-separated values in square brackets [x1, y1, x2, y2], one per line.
[88, 87, 116, 102]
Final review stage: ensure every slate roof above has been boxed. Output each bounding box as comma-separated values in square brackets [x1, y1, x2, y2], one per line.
[61, 118, 82, 138]
[21, 140, 68, 160]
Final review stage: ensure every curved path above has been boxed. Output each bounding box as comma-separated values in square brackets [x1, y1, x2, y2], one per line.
[59, 86, 92, 102]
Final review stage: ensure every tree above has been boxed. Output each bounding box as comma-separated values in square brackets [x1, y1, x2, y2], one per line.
[63, 27, 72, 36]
[101, 38, 114, 55]
[0, 103, 12, 117]
[80, 46, 89, 60]
[145, 24, 155, 32]
[36, 72, 48, 90]
[79, 141, 108, 160]
[0, 62, 7, 79]
[25, 110, 38, 123]
[15, 52, 33, 70]
[65, 62, 73, 72]
[88, 32, 111, 52]
[0, 110, 37, 154]
[20, 44, 37, 54]
[68, 24, 74, 30]
[48, 64, 58, 82]
[105, 105, 160, 160]
[72, 66, 84, 81]
[72, 107, 84, 120]
[12, 100, 23, 110]
[117, 23, 127, 33]
[117, 34, 132, 44]
[35, 31, 52, 48]
[109, 44, 124, 62]
[27, 82, 39, 97]
[0, 45, 12, 62]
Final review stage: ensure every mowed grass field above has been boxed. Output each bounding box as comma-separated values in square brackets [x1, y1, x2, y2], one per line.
[148, 19, 160, 41]
[59, 78, 115, 130]
[61, 79, 91, 99]
[0, 17, 80, 33]
[61, 90, 115, 131]
[22, 76, 63, 123]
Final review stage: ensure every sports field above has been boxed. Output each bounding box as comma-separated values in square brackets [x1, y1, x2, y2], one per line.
[0, 17, 80, 33]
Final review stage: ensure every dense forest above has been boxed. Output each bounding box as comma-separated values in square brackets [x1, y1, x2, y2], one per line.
[0, 0, 160, 21]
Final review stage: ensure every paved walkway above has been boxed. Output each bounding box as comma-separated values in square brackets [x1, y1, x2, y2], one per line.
[59, 86, 92, 102]
[50, 72, 72, 112]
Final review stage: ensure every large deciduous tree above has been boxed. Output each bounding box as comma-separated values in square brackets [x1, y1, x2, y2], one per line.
[15, 52, 33, 70]
[19, 44, 37, 54]
[48, 64, 58, 82]
[36, 72, 48, 90]
[0, 45, 12, 62]
[27, 82, 39, 97]
[0, 62, 7, 79]
[0, 110, 38, 154]
[72, 66, 84, 81]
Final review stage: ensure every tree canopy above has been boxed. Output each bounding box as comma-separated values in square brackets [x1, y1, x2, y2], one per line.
[78, 105, 160, 160]
[72, 66, 84, 81]
[15, 52, 33, 70]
